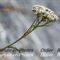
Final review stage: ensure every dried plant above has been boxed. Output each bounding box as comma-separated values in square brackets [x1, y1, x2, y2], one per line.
[0, 5, 58, 53]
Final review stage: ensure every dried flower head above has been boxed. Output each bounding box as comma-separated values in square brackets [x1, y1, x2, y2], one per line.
[32, 5, 59, 22]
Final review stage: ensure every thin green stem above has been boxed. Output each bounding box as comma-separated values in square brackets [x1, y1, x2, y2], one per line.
[0, 14, 46, 51]
[0, 16, 38, 51]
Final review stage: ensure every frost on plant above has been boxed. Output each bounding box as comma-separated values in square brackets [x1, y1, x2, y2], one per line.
[32, 5, 58, 20]
[0, 5, 59, 51]
[32, 5, 59, 26]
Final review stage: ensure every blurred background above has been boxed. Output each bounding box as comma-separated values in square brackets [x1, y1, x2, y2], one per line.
[0, 0, 60, 60]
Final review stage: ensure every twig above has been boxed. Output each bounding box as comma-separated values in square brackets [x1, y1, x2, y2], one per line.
[0, 5, 58, 51]
[0, 15, 39, 51]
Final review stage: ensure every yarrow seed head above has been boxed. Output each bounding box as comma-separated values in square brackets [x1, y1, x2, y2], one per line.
[32, 5, 59, 21]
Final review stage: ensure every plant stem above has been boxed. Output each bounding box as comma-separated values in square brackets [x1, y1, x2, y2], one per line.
[0, 16, 39, 51]
[0, 14, 48, 51]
